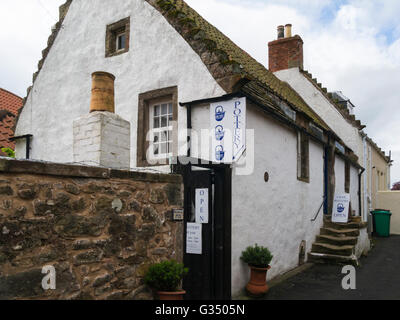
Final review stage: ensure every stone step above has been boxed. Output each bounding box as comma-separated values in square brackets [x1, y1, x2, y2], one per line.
[308, 252, 358, 266]
[320, 227, 360, 238]
[316, 234, 358, 246]
[323, 220, 362, 230]
[312, 242, 354, 256]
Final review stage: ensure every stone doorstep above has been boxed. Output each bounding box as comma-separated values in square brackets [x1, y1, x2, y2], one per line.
[316, 234, 358, 246]
[307, 252, 359, 266]
[320, 227, 360, 238]
[324, 220, 364, 230]
[312, 242, 354, 256]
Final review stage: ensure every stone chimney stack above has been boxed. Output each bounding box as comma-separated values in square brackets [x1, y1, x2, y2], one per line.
[268, 24, 304, 73]
[73, 72, 131, 169]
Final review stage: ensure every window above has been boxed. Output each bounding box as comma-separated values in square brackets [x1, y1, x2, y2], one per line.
[345, 161, 350, 193]
[149, 102, 173, 159]
[297, 131, 310, 182]
[106, 17, 130, 57]
[137, 86, 178, 167]
[116, 32, 126, 51]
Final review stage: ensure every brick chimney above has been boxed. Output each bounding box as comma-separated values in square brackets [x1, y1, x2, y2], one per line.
[73, 72, 131, 169]
[268, 24, 304, 73]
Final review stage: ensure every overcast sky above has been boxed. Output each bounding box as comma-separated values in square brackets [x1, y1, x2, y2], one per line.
[0, 0, 399, 186]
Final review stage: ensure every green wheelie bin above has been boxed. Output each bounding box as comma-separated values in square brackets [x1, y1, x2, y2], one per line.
[371, 209, 392, 237]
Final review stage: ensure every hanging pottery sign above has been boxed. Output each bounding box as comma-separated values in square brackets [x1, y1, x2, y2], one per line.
[332, 194, 351, 223]
[210, 97, 246, 163]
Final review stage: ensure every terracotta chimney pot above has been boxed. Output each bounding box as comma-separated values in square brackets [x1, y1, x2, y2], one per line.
[285, 24, 292, 38]
[90, 71, 115, 113]
[277, 25, 285, 39]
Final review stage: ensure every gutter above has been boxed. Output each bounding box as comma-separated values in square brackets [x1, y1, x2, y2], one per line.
[9, 134, 33, 159]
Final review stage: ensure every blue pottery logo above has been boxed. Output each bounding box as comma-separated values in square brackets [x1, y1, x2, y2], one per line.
[337, 203, 345, 213]
[215, 145, 225, 161]
[215, 106, 225, 122]
[215, 125, 225, 141]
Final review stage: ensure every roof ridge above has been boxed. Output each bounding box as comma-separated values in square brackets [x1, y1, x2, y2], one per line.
[147, 0, 329, 130]
[0, 88, 23, 101]
[300, 69, 366, 130]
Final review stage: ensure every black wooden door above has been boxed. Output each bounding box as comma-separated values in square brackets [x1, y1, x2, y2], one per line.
[175, 161, 231, 300]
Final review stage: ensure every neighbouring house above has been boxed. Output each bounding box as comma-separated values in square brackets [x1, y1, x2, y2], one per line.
[14, 0, 373, 299]
[0, 88, 23, 151]
[270, 27, 392, 226]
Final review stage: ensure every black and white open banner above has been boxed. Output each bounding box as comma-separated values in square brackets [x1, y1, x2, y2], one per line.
[210, 97, 246, 163]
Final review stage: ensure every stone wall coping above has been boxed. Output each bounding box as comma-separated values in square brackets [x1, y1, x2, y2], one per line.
[0, 157, 182, 184]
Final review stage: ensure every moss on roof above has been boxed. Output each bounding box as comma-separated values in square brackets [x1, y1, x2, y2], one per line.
[151, 0, 328, 130]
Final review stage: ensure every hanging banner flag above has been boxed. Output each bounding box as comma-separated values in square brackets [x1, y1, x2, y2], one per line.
[210, 97, 246, 163]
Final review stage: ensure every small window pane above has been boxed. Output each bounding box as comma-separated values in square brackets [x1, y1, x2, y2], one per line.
[154, 144, 159, 155]
[161, 104, 167, 115]
[168, 114, 173, 124]
[154, 105, 160, 116]
[153, 133, 159, 143]
[168, 103, 173, 114]
[168, 142, 173, 153]
[161, 143, 167, 154]
[153, 117, 160, 129]
[161, 116, 167, 127]
[117, 34, 126, 50]
[161, 131, 168, 142]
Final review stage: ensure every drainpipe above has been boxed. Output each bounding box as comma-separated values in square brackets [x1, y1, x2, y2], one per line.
[358, 167, 365, 219]
[362, 134, 368, 222]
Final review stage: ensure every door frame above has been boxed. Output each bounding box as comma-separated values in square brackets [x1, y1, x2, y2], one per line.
[173, 157, 232, 300]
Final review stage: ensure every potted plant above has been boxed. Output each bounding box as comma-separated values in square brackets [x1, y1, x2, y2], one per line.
[144, 260, 189, 300]
[240, 244, 273, 297]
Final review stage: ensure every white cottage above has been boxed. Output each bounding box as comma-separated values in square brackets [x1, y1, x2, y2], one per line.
[15, 0, 369, 299]
[269, 27, 391, 227]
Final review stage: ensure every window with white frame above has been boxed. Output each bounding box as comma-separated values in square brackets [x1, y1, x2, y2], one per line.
[116, 32, 126, 51]
[137, 86, 178, 167]
[149, 102, 173, 159]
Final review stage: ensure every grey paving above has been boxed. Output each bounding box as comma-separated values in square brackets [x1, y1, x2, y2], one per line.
[265, 235, 400, 300]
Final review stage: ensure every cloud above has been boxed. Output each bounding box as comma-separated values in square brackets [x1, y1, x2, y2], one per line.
[0, 0, 65, 97]
[186, 0, 400, 185]
[0, 0, 399, 184]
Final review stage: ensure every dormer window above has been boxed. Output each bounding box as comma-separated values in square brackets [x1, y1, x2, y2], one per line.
[106, 17, 130, 57]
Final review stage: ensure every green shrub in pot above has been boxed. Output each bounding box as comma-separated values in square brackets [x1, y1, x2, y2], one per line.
[240, 244, 273, 268]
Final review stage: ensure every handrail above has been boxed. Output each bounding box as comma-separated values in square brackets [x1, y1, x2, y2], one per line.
[311, 196, 326, 222]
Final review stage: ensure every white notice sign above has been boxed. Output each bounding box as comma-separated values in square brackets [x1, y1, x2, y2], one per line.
[195, 188, 209, 224]
[332, 194, 351, 223]
[186, 223, 202, 255]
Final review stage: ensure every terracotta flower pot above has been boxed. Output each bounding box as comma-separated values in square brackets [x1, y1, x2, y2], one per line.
[157, 290, 186, 300]
[246, 265, 271, 297]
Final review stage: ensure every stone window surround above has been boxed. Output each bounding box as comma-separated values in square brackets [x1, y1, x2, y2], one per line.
[105, 17, 130, 58]
[297, 130, 310, 183]
[137, 86, 178, 168]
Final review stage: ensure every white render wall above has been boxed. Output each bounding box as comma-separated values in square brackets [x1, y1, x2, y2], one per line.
[334, 155, 360, 215]
[73, 111, 131, 168]
[230, 104, 325, 297]
[335, 156, 346, 196]
[15, 0, 225, 166]
[274, 68, 361, 160]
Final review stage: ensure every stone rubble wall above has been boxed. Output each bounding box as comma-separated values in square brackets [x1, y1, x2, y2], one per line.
[0, 158, 183, 300]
